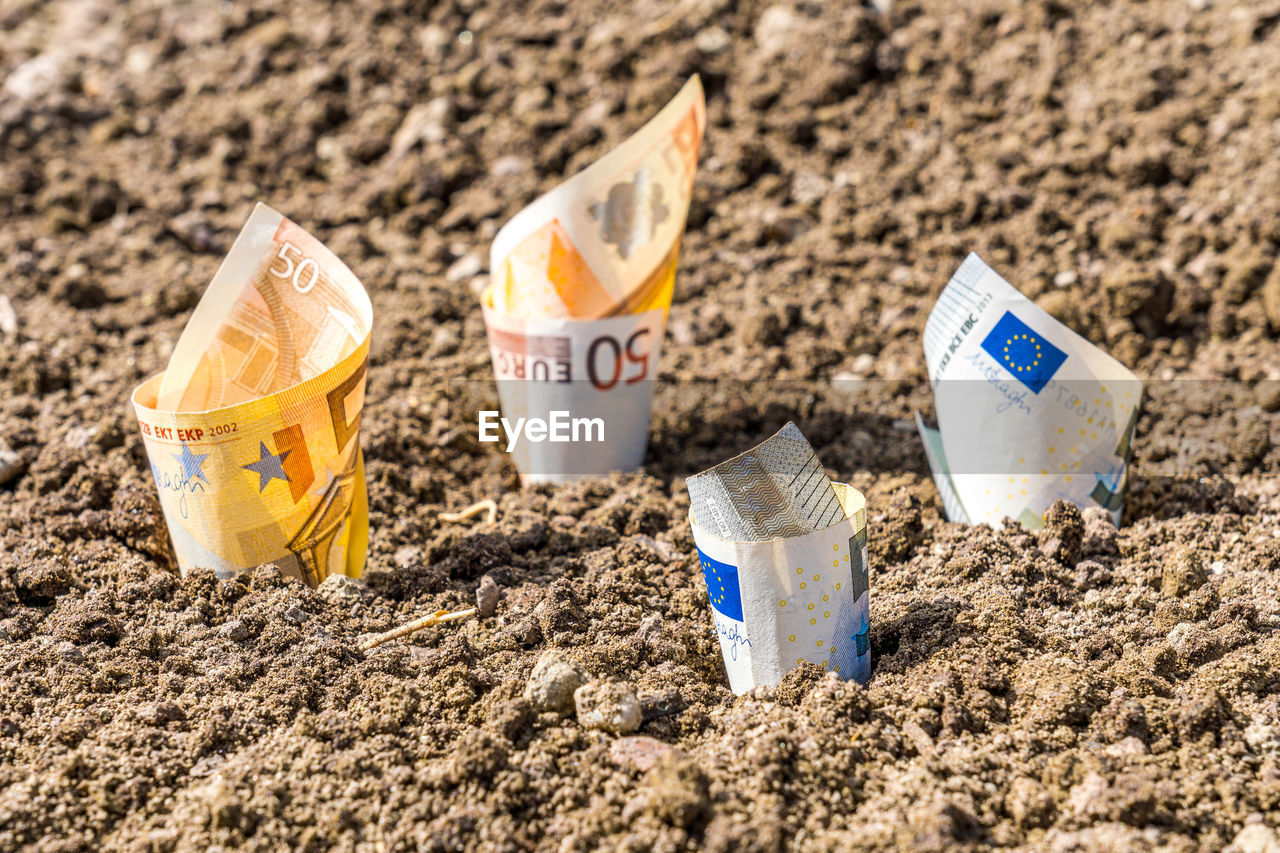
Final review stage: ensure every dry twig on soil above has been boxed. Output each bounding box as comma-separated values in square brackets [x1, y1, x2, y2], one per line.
[438, 499, 498, 525]
[358, 608, 477, 652]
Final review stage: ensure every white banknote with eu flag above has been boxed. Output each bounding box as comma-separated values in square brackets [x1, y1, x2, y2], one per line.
[687, 423, 871, 693]
[917, 253, 1143, 528]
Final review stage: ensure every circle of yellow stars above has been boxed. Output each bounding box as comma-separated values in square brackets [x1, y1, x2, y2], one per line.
[1003, 333, 1041, 373]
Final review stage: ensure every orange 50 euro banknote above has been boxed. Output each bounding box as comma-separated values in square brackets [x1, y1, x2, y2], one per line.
[480, 77, 705, 482]
[132, 203, 372, 587]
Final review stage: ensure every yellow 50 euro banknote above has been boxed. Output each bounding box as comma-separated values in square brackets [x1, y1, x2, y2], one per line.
[132, 203, 372, 586]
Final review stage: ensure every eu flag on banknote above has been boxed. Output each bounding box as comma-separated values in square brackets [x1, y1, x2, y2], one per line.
[698, 548, 744, 622]
[980, 311, 1067, 394]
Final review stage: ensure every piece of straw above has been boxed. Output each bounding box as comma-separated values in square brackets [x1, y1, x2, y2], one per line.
[438, 499, 498, 525]
[358, 607, 476, 652]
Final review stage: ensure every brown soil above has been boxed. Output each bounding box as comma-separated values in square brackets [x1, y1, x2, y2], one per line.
[2, 0, 1280, 850]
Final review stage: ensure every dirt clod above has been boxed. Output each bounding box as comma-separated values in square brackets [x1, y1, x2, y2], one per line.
[575, 680, 643, 734]
[1039, 500, 1084, 565]
[1163, 545, 1209, 598]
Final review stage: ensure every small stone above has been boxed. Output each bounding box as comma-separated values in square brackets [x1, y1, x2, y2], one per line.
[65, 427, 98, 449]
[394, 546, 422, 569]
[524, 651, 586, 714]
[1244, 718, 1279, 751]
[389, 97, 454, 158]
[1264, 266, 1280, 332]
[429, 325, 460, 357]
[610, 735, 680, 771]
[627, 534, 676, 562]
[790, 170, 830, 206]
[475, 574, 501, 617]
[218, 620, 251, 642]
[902, 720, 936, 756]
[4, 52, 67, 102]
[1162, 546, 1208, 598]
[281, 603, 308, 625]
[1067, 772, 1111, 821]
[1103, 736, 1148, 758]
[55, 641, 83, 661]
[1226, 824, 1280, 853]
[0, 448, 23, 486]
[317, 573, 369, 604]
[0, 295, 17, 335]
[830, 372, 867, 394]
[695, 26, 732, 54]
[245, 17, 293, 50]
[513, 86, 550, 115]
[575, 680, 642, 734]
[755, 5, 803, 55]
[490, 155, 528, 179]
[1053, 270, 1079, 287]
[446, 252, 484, 283]
[848, 352, 876, 377]
[1166, 621, 1197, 654]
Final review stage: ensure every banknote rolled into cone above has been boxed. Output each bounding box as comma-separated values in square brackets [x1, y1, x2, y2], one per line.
[132, 203, 372, 587]
[687, 423, 871, 693]
[481, 76, 706, 483]
[916, 253, 1144, 528]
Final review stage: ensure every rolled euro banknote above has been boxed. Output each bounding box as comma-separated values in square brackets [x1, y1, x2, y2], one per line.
[687, 423, 871, 694]
[482, 76, 705, 482]
[917, 252, 1142, 528]
[132, 203, 372, 586]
